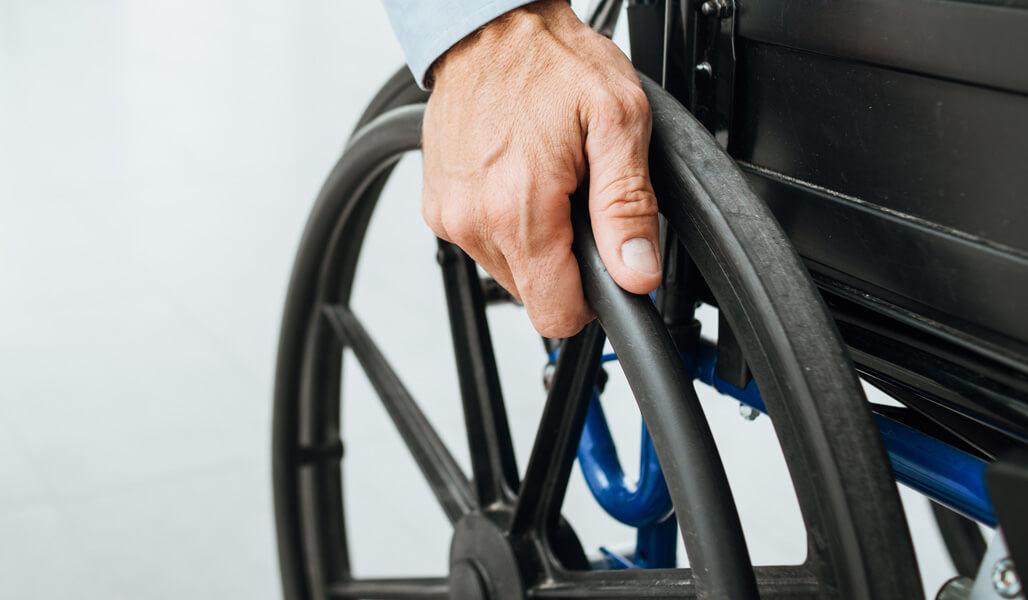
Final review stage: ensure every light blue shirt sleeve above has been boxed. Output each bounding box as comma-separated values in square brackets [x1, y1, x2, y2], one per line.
[382, 0, 538, 89]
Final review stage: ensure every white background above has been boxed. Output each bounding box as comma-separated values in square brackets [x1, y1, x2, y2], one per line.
[1, 1, 964, 597]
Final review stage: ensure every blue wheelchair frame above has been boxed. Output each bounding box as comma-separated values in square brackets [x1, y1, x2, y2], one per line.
[550, 337, 995, 569]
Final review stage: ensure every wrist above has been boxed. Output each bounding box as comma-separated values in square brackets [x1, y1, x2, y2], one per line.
[430, 0, 580, 87]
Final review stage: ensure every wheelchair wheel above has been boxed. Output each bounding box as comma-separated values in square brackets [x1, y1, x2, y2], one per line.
[272, 73, 923, 598]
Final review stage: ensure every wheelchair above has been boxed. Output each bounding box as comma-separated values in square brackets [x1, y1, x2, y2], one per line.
[272, 1, 1028, 597]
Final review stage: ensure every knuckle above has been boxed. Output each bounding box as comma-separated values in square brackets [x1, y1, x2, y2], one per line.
[621, 84, 650, 116]
[590, 87, 621, 112]
[590, 84, 650, 129]
[421, 195, 444, 235]
[597, 175, 658, 218]
[440, 204, 476, 244]
[547, 226, 575, 252]
[534, 310, 587, 339]
[485, 200, 519, 239]
[590, 89, 629, 128]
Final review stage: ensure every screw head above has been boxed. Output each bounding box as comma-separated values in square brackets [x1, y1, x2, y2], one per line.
[739, 403, 760, 421]
[993, 558, 1022, 598]
[700, 0, 734, 18]
[543, 363, 556, 391]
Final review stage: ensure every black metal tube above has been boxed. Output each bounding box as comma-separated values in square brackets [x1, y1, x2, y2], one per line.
[932, 502, 987, 578]
[571, 194, 757, 599]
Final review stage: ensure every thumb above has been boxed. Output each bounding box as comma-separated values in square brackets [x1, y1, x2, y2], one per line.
[585, 107, 662, 295]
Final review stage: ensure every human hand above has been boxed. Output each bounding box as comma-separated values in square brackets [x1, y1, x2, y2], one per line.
[422, 0, 660, 338]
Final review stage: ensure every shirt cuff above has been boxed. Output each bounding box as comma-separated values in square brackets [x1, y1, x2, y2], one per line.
[382, 0, 539, 89]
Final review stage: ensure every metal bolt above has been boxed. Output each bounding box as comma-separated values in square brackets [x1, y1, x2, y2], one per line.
[993, 558, 1022, 598]
[695, 61, 713, 76]
[700, 0, 733, 18]
[739, 403, 760, 421]
[543, 363, 556, 391]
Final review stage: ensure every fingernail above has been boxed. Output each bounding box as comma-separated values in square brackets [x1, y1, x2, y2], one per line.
[621, 238, 661, 275]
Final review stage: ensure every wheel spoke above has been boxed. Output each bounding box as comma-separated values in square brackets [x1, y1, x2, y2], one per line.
[329, 577, 449, 599]
[437, 241, 520, 510]
[530, 566, 819, 599]
[510, 323, 605, 536]
[530, 568, 694, 599]
[323, 304, 474, 524]
[931, 501, 986, 577]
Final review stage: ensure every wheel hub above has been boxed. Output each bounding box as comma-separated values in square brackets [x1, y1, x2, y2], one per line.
[449, 513, 524, 600]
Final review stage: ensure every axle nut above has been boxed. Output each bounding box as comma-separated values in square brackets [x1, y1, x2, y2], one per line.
[739, 403, 760, 421]
[993, 558, 1022, 598]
